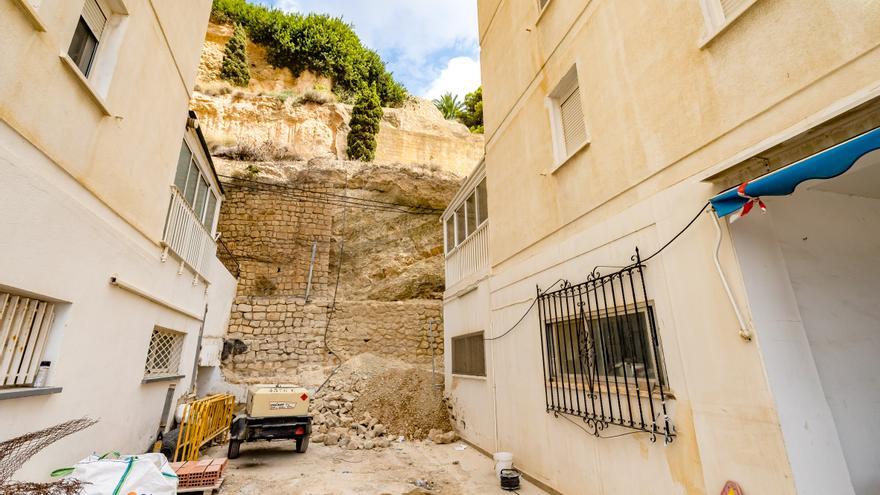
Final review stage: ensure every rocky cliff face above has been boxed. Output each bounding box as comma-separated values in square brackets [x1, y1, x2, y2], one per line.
[192, 22, 483, 176]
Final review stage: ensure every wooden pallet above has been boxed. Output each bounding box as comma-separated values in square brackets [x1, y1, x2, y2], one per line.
[177, 476, 225, 494]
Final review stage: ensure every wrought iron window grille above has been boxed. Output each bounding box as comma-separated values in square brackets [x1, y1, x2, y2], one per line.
[536, 249, 675, 444]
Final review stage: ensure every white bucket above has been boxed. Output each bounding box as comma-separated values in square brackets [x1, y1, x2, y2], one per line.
[493, 452, 513, 478]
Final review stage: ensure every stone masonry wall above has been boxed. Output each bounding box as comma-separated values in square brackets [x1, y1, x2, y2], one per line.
[224, 297, 443, 377]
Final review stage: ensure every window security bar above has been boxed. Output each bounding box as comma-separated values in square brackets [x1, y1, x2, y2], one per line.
[537, 249, 675, 444]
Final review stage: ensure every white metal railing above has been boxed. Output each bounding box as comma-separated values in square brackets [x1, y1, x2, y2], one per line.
[162, 187, 216, 279]
[445, 222, 489, 288]
[0, 292, 56, 387]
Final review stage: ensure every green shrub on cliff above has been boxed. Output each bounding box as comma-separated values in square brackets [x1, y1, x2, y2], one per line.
[220, 23, 251, 87]
[212, 0, 407, 107]
[347, 86, 383, 162]
[459, 86, 484, 133]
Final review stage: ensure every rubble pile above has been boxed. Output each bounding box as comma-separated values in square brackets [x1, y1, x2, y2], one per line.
[307, 354, 456, 450]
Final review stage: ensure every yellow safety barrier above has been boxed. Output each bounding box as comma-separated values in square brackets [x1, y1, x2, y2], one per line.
[173, 394, 235, 462]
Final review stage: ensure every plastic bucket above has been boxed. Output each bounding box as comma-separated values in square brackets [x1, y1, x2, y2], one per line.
[493, 452, 513, 478]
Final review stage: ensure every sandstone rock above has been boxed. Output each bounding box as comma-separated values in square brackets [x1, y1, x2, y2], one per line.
[323, 433, 339, 446]
[311, 433, 325, 444]
[363, 439, 375, 450]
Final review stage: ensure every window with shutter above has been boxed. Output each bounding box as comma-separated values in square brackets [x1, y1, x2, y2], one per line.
[719, 0, 751, 18]
[81, 0, 107, 39]
[560, 86, 587, 156]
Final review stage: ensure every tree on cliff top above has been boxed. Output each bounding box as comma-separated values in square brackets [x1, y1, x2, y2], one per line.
[220, 23, 251, 87]
[459, 86, 483, 134]
[212, 0, 407, 106]
[433, 93, 463, 120]
[347, 86, 383, 162]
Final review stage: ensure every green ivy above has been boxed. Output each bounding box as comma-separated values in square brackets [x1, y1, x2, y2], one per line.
[220, 23, 251, 87]
[212, 0, 407, 107]
[347, 86, 383, 162]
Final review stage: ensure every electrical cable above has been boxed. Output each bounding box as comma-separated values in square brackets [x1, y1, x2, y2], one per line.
[486, 201, 711, 342]
[484, 279, 563, 342]
[315, 175, 349, 395]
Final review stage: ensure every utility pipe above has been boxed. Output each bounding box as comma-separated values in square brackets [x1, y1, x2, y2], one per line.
[710, 209, 752, 341]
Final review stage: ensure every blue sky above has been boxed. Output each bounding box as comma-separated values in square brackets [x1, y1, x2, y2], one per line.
[257, 0, 481, 99]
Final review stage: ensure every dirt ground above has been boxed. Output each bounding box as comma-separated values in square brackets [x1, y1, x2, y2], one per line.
[205, 439, 548, 495]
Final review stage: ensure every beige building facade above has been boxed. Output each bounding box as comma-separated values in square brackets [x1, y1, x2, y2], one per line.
[1, 0, 236, 480]
[444, 0, 880, 494]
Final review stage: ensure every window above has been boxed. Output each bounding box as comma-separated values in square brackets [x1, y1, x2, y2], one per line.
[699, 0, 759, 41]
[545, 306, 666, 384]
[445, 217, 456, 254]
[67, 0, 107, 77]
[174, 140, 219, 232]
[455, 205, 466, 246]
[144, 327, 184, 378]
[444, 176, 489, 254]
[0, 291, 56, 387]
[536, 254, 675, 442]
[547, 66, 588, 168]
[476, 178, 488, 225]
[465, 192, 477, 237]
[452, 332, 486, 377]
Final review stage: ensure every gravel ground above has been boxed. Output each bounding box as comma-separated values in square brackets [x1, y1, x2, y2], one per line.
[204, 439, 548, 495]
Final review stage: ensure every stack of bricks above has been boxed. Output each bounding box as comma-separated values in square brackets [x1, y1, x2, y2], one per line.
[171, 458, 228, 489]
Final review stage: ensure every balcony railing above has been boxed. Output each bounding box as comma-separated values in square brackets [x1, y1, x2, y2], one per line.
[445, 222, 489, 288]
[162, 187, 216, 280]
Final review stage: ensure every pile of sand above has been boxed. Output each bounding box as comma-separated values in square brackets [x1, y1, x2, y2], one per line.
[353, 368, 451, 440]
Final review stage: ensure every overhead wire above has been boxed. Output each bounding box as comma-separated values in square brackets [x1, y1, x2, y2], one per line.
[486, 201, 711, 343]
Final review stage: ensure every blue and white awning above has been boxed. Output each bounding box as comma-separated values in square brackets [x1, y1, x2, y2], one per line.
[710, 126, 880, 218]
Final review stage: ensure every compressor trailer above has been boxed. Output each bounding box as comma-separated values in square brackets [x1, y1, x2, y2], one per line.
[227, 384, 313, 459]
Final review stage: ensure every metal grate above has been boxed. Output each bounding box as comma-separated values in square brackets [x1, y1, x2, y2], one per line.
[144, 327, 184, 377]
[0, 291, 56, 387]
[536, 249, 675, 443]
[451, 332, 486, 377]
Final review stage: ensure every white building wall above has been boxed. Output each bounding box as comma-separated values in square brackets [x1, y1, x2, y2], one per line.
[731, 179, 880, 494]
[443, 279, 495, 452]
[0, 118, 230, 480]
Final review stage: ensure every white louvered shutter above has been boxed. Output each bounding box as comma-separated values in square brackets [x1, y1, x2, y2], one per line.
[81, 0, 108, 39]
[720, 0, 750, 19]
[560, 85, 587, 155]
[0, 292, 56, 386]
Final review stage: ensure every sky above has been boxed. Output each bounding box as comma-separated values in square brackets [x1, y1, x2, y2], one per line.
[258, 0, 481, 100]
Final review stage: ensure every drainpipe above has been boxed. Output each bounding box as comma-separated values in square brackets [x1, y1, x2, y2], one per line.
[710, 208, 752, 341]
[190, 304, 209, 395]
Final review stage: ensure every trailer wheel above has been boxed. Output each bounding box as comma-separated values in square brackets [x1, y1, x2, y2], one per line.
[228, 439, 242, 459]
[295, 437, 309, 453]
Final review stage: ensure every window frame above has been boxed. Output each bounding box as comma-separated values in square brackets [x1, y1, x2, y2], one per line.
[546, 65, 589, 172]
[143, 327, 185, 379]
[173, 138, 222, 235]
[451, 331, 487, 377]
[698, 0, 760, 47]
[443, 176, 489, 256]
[544, 303, 669, 397]
[0, 289, 60, 389]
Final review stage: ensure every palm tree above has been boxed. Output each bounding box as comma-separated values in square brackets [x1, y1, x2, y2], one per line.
[433, 93, 464, 120]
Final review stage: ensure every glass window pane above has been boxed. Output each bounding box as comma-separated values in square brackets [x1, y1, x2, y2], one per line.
[174, 142, 192, 193]
[204, 192, 218, 231]
[445, 217, 455, 253]
[465, 193, 477, 237]
[68, 17, 98, 76]
[184, 162, 198, 206]
[194, 176, 209, 221]
[477, 178, 488, 224]
[455, 205, 466, 245]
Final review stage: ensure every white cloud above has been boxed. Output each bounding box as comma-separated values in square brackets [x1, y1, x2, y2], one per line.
[266, 0, 480, 96]
[423, 56, 481, 100]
